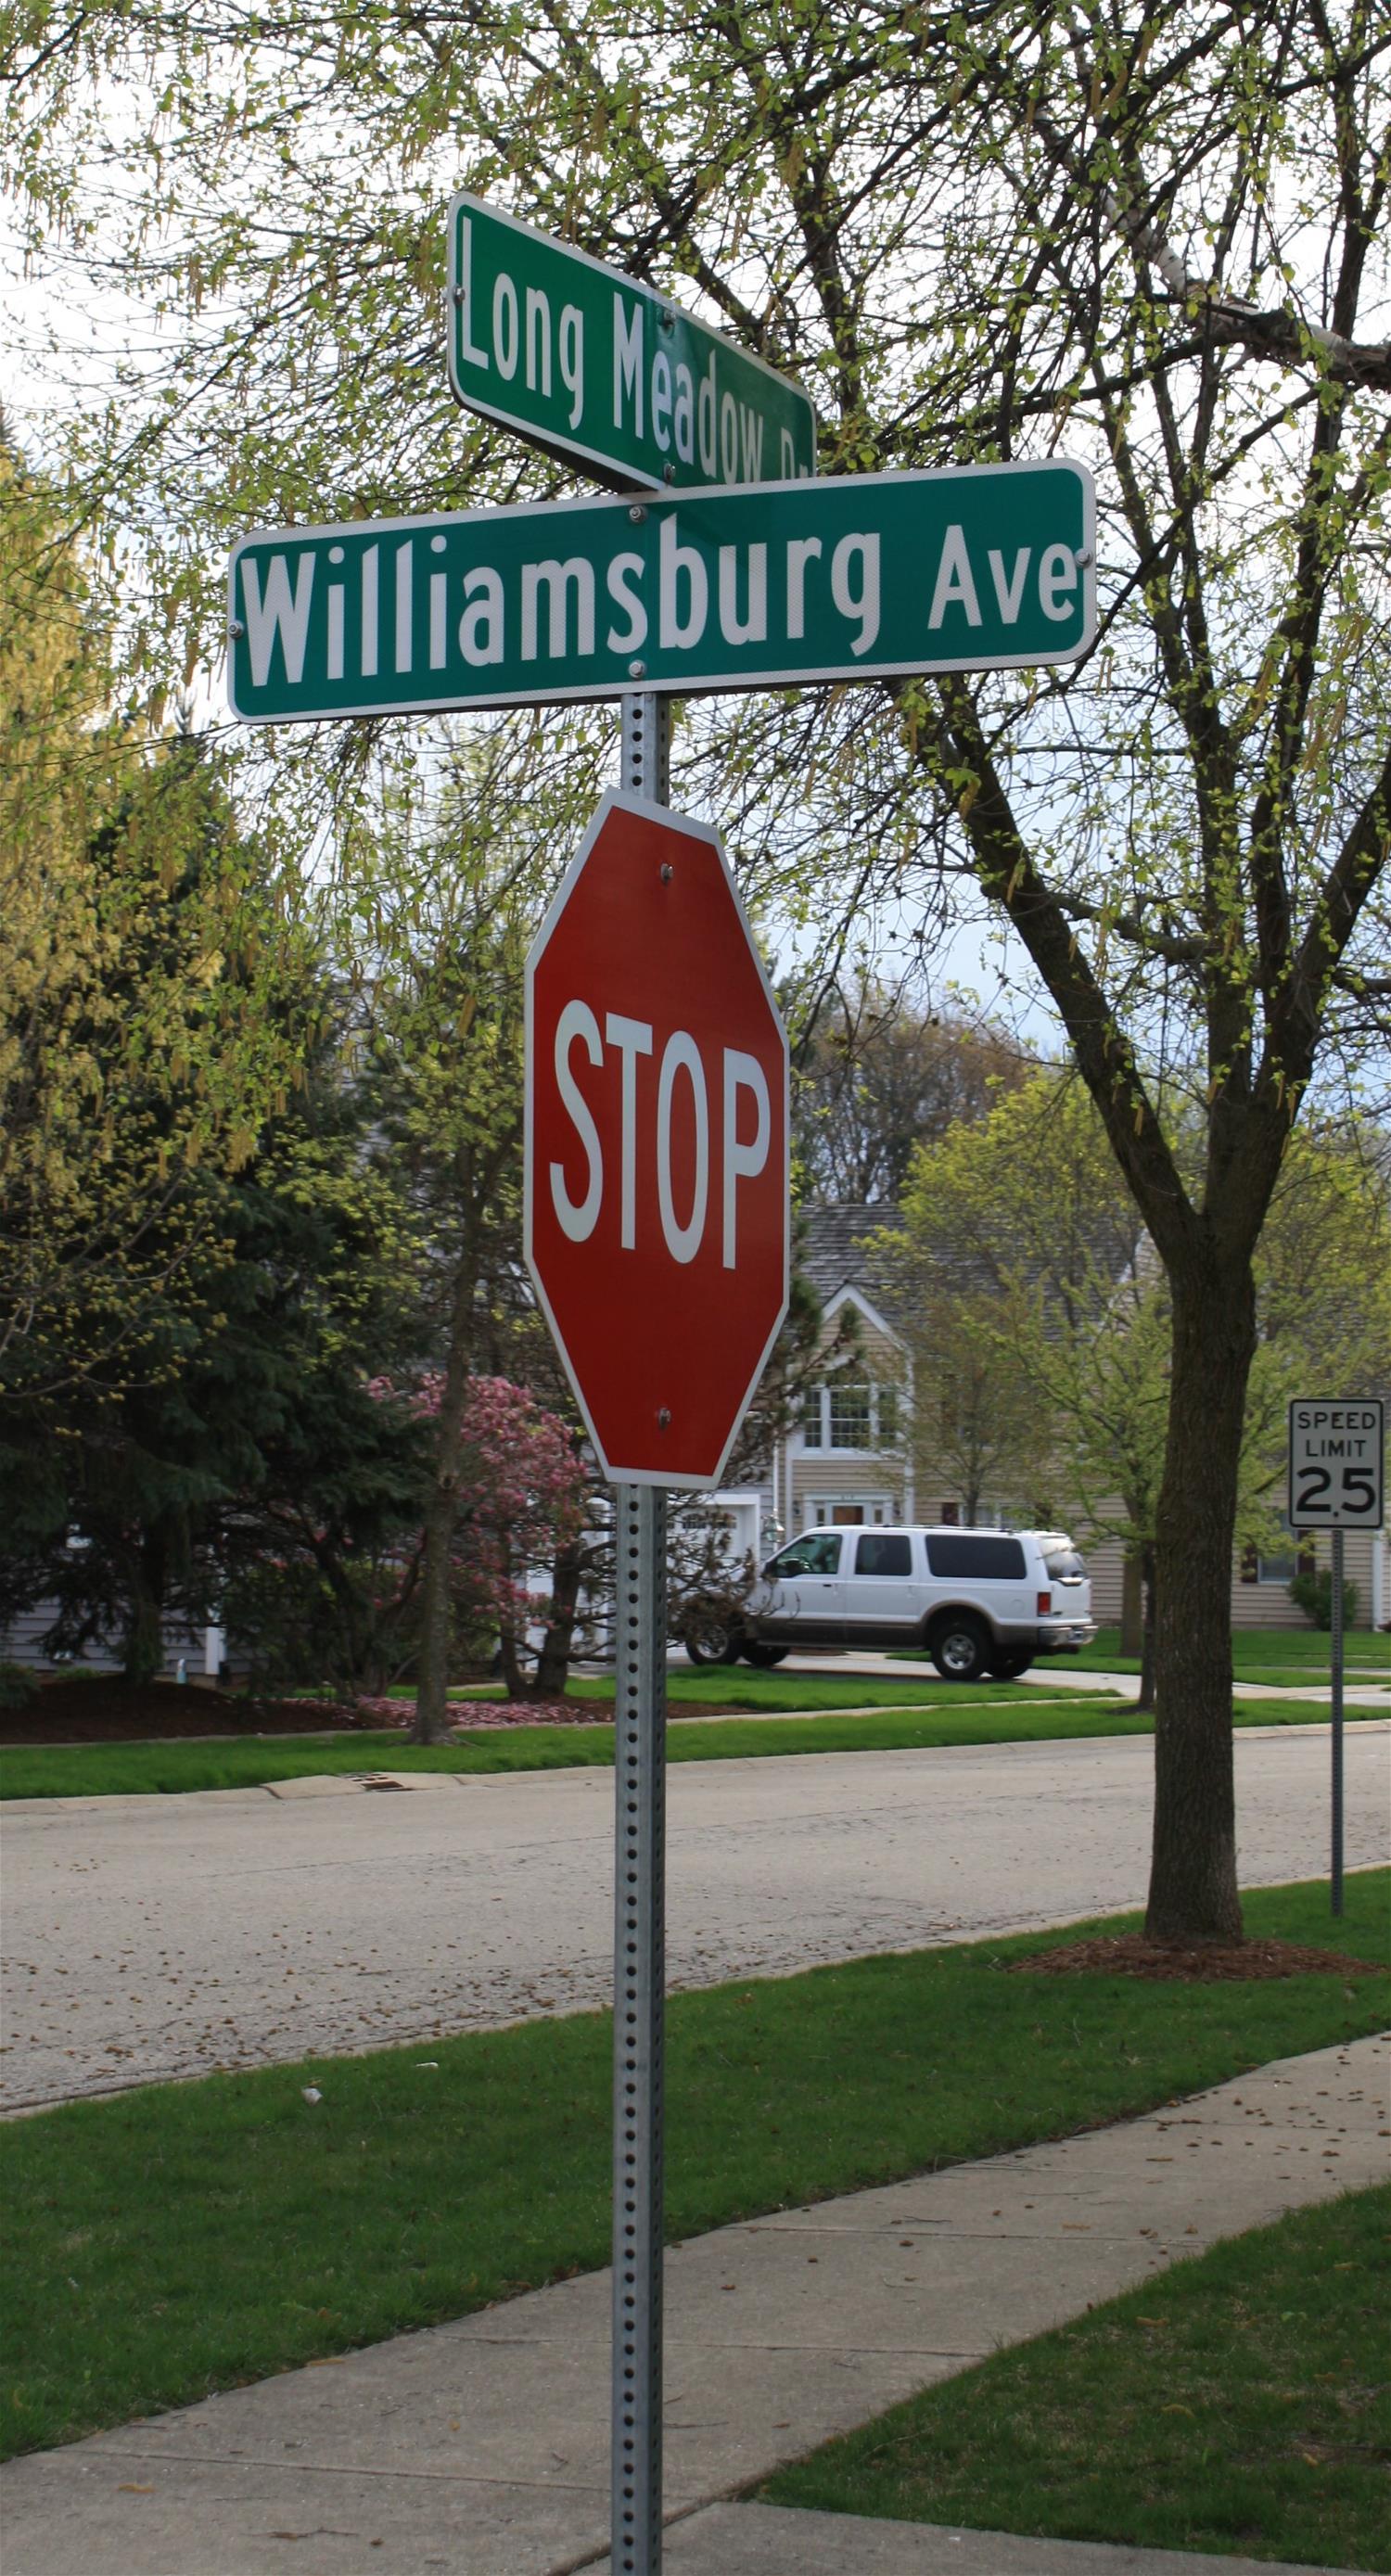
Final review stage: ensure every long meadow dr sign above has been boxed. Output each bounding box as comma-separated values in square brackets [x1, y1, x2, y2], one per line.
[448, 192, 817, 491]
[226, 462, 1095, 721]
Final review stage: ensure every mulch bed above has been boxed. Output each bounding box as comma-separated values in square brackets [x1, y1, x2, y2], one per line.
[1, 1677, 631, 1744]
[0, 1676, 381, 1744]
[1008, 1932, 1384, 1983]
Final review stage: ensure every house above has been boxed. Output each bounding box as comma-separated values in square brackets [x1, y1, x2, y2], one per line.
[765, 1204, 914, 1540]
[748, 1203, 1388, 1631]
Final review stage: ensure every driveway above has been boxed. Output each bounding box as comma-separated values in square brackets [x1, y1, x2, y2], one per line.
[780, 1650, 1390, 1703]
[3, 1723, 1385, 2111]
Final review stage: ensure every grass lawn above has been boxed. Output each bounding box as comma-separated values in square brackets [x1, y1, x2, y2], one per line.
[1068, 1624, 1389, 1687]
[762, 2183, 1391, 2574]
[1, 1688, 1373, 1800]
[1, 1871, 1385, 2461]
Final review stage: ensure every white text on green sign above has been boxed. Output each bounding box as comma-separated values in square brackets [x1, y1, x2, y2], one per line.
[448, 193, 816, 492]
[227, 464, 1095, 723]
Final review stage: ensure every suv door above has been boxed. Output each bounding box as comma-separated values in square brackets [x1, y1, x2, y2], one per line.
[756, 1531, 846, 1642]
[842, 1529, 924, 1644]
[923, 1531, 1031, 1640]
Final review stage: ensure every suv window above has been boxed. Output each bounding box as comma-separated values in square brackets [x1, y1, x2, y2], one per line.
[1043, 1547, 1086, 1582]
[925, 1534, 1027, 1579]
[853, 1533, 912, 1576]
[767, 1533, 843, 1577]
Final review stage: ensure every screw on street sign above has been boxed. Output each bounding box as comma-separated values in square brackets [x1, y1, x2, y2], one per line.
[227, 461, 1096, 724]
[525, 790, 789, 1487]
[448, 192, 817, 492]
[1288, 1400, 1385, 1528]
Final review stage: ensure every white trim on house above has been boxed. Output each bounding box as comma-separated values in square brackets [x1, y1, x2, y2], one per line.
[816, 1281, 904, 1346]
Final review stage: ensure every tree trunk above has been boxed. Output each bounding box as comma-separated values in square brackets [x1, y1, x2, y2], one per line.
[533, 1538, 586, 1699]
[1137, 1541, 1157, 1714]
[1119, 1549, 1143, 1658]
[415, 1469, 463, 1741]
[497, 1623, 530, 1701]
[414, 1249, 480, 1744]
[122, 1527, 169, 1684]
[1144, 1256, 1257, 1941]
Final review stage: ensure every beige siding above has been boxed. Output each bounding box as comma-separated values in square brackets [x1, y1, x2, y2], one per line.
[791, 1455, 905, 1526]
[1084, 1537, 1127, 1626]
[1078, 1528, 1386, 1635]
[1231, 1525, 1383, 1633]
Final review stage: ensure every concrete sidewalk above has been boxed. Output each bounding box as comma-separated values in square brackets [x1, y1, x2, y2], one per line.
[3, 2032, 1385, 2575]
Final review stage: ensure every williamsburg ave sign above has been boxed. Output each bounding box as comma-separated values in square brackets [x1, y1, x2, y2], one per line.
[227, 463, 1095, 723]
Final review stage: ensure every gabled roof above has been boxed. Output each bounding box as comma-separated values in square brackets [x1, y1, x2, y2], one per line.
[798, 1203, 911, 1336]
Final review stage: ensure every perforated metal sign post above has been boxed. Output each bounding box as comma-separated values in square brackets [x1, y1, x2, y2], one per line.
[1288, 1399, 1385, 1916]
[612, 1507, 667, 2564]
[526, 701, 789, 2573]
[613, 692, 670, 2576]
[611, 1472, 667, 2571]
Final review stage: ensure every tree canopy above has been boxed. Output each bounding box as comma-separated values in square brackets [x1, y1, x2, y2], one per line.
[790, 973, 1030, 1204]
[886, 1074, 1390, 1567]
[0, 440, 327, 1444]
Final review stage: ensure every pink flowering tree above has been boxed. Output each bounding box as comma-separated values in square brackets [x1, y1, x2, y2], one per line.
[373, 1372, 590, 1718]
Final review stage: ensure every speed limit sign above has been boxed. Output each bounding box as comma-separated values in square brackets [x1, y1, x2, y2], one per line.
[1288, 1400, 1385, 1528]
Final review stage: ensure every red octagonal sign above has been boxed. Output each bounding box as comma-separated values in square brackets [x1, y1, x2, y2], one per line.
[526, 790, 789, 1488]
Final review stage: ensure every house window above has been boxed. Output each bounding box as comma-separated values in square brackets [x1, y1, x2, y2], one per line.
[829, 1382, 872, 1449]
[800, 1381, 898, 1453]
[1256, 1515, 1314, 1585]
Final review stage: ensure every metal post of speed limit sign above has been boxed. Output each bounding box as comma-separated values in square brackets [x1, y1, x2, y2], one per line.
[1287, 1400, 1385, 1917]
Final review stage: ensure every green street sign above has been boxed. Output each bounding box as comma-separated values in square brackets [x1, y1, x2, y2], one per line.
[227, 463, 1094, 724]
[448, 192, 817, 492]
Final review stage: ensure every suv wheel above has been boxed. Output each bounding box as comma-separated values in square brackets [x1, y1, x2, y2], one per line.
[928, 1613, 990, 1682]
[683, 1609, 742, 1667]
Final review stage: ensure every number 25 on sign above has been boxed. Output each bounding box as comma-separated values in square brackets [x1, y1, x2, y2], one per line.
[1288, 1401, 1385, 1527]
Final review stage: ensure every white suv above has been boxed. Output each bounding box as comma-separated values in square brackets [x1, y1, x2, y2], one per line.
[686, 1525, 1094, 1679]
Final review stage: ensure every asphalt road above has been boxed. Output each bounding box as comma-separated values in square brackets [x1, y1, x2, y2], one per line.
[2, 1724, 1385, 2112]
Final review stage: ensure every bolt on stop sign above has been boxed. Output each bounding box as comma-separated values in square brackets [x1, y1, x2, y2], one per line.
[526, 791, 789, 1486]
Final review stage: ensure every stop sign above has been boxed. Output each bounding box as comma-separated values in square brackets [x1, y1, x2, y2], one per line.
[526, 790, 789, 1487]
